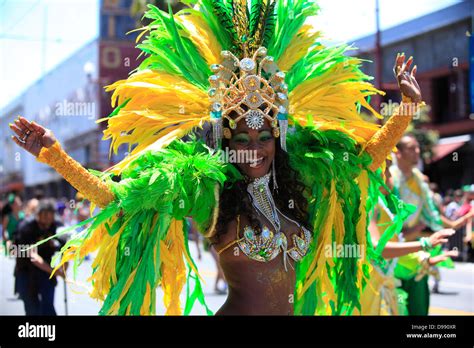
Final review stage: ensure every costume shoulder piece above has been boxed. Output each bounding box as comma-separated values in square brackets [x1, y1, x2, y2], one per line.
[36, 0, 418, 315]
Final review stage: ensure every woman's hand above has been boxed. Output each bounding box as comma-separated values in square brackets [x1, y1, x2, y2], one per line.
[393, 53, 422, 103]
[429, 228, 455, 247]
[428, 249, 459, 265]
[9, 116, 56, 157]
[30, 251, 52, 274]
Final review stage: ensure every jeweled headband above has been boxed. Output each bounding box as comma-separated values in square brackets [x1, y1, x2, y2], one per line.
[208, 46, 289, 151]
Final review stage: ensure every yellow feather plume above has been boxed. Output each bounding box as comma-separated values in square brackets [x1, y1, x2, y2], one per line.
[289, 55, 385, 145]
[277, 25, 322, 72]
[100, 69, 210, 174]
[160, 219, 186, 315]
[297, 181, 337, 314]
[176, 10, 222, 65]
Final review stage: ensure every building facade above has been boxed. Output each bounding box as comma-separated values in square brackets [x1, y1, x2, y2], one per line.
[352, 0, 474, 191]
[0, 0, 142, 199]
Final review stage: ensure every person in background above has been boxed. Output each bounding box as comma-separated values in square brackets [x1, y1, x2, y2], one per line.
[2, 193, 25, 297]
[442, 194, 453, 213]
[456, 185, 474, 260]
[14, 199, 67, 315]
[360, 163, 456, 315]
[458, 185, 474, 217]
[2, 193, 25, 254]
[23, 189, 45, 221]
[445, 189, 463, 220]
[390, 134, 467, 315]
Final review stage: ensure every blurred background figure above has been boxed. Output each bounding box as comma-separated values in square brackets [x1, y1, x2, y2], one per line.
[1, 192, 25, 297]
[2, 193, 25, 256]
[390, 134, 464, 315]
[23, 189, 45, 222]
[13, 199, 67, 315]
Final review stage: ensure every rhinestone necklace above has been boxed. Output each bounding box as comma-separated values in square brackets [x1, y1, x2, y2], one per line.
[247, 172, 281, 233]
[243, 172, 312, 271]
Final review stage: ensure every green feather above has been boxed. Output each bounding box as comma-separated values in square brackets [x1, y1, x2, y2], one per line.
[211, 0, 239, 50]
[261, 0, 276, 48]
[136, 4, 211, 89]
[289, 125, 411, 315]
[267, 0, 319, 60]
[249, 0, 263, 37]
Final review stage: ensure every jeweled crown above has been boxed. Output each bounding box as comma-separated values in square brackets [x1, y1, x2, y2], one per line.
[208, 46, 289, 150]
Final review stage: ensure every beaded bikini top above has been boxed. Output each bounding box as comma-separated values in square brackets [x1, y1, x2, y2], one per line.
[217, 173, 312, 270]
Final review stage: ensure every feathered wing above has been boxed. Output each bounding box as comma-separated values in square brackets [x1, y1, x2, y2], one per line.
[99, 3, 224, 175]
[47, 0, 410, 316]
[51, 139, 240, 315]
[287, 127, 415, 315]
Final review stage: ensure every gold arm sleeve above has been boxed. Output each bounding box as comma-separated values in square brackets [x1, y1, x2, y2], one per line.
[36, 141, 115, 208]
[365, 96, 424, 171]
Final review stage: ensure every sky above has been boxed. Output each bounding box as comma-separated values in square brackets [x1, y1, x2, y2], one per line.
[0, 0, 463, 110]
[315, 0, 463, 45]
[0, 0, 100, 110]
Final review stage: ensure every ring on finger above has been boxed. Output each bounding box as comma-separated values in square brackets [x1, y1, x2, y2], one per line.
[21, 132, 30, 142]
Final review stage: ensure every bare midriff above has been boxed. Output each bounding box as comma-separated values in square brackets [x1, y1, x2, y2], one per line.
[212, 213, 302, 315]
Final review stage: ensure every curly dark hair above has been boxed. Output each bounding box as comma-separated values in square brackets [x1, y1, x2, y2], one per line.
[205, 120, 310, 242]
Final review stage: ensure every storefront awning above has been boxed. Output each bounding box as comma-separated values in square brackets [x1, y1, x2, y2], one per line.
[432, 134, 471, 162]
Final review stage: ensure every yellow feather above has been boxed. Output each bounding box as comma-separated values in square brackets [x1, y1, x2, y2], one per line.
[176, 11, 221, 65]
[140, 284, 152, 315]
[278, 25, 322, 71]
[88, 218, 129, 301]
[107, 125, 200, 175]
[355, 170, 370, 293]
[160, 219, 187, 315]
[297, 181, 337, 311]
[99, 69, 209, 174]
[290, 57, 385, 145]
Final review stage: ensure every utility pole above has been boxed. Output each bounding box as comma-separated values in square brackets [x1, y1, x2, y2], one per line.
[375, 0, 382, 115]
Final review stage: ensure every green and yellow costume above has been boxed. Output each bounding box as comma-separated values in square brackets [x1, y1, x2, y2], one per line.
[31, 0, 421, 315]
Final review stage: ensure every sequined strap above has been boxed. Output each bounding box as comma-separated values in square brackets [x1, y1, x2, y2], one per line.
[216, 215, 243, 255]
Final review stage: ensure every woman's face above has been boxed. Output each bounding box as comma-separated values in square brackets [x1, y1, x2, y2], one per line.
[228, 118, 275, 179]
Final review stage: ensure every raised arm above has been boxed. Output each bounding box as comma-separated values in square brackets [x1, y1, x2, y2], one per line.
[9, 117, 114, 208]
[365, 53, 423, 171]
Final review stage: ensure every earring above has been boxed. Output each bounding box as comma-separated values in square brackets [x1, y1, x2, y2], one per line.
[272, 127, 280, 138]
[223, 127, 232, 139]
[272, 158, 278, 192]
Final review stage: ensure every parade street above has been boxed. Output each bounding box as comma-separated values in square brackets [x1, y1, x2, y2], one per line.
[0, 247, 226, 316]
[1, 247, 472, 316]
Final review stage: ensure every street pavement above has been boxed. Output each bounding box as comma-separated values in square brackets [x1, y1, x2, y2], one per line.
[429, 261, 474, 315]
[1, 246, 473, 315]
[0, 242, 226, 315]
